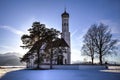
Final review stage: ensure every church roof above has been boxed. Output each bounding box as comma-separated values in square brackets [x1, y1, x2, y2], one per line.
[51, 38, 69, 48]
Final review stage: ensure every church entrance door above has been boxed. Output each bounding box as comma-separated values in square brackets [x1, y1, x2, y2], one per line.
[57, 55, 63, 65]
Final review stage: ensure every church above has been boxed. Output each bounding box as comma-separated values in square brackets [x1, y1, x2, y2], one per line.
[26, 10, 71, 68]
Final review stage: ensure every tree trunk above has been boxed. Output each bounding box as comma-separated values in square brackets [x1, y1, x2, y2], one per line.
[50, 49, 53, 69]
[37, 48, 40, 69]
[99, 53, 102, 65]
[91, 57, 94, 65]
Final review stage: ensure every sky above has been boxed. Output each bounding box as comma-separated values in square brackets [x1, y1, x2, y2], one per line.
[0, 0, 120, 64]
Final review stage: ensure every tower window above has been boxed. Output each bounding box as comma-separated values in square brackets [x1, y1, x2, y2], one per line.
[64, 23, 66, 26]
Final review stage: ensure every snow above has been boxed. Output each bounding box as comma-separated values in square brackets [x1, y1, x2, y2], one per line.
[1, 66, 120, 80]
[108, 66, 120, 70]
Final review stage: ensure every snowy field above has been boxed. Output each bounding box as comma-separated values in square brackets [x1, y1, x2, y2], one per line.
[0, 65, 120, 80]
[0, 66, 25, 78]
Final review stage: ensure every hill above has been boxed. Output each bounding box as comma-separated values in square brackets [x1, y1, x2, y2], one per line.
[0, 52, 25, 66]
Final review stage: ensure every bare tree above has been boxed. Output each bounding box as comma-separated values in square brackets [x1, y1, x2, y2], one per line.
[93, 23, 117, 65]
[81, 25, 96, 64]
[81, 23, 118, 65]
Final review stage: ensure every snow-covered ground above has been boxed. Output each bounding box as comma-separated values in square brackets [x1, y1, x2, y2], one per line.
[0, 66, 25, 78]
[0, 66, 120, 80]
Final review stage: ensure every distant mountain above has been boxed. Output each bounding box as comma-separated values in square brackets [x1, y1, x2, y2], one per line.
[0, 52, 25, 66]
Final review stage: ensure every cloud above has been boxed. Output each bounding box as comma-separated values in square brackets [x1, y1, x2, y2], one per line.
[70, 28, 87, 63]
[71, 49, 83, 62]
[0, 45, 13, 50]
[0, 44, 28, 55]
[71, 29, 78, 37]
[0, 25, 24, 36]
[116, 40, 120, 46]
[0, 45, 18, 54]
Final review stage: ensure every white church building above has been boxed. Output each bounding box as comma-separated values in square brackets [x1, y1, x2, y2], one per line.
[26, 10, 71, 68]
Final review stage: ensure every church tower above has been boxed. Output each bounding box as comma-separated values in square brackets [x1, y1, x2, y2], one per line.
[61, 9, 71, 64]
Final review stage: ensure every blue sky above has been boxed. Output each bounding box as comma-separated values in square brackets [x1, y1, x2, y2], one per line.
[0, 0, 120, 63]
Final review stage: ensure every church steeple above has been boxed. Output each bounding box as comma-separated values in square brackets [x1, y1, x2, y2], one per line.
[61, 9, 69, 32]
[61, 9, 69, 18]
[61, 9, 71, 64]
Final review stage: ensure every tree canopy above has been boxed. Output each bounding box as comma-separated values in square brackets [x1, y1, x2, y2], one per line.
[20, 22, 69, 69]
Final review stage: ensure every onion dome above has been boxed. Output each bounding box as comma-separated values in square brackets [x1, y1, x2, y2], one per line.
[61, 10, 69, 18]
